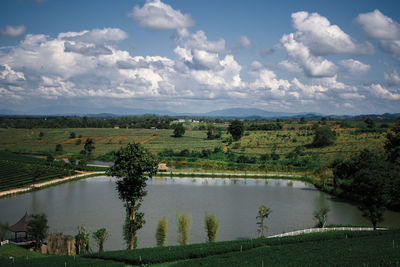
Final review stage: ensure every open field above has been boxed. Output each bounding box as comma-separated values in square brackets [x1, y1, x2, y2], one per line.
[0, 125, 386, 166]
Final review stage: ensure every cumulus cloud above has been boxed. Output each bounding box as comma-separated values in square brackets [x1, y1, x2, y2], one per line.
[385, 70, 400, 86]
[366, 83, 400, 100]
[233, 35, 252, 49]
[280, 33, 338, 77]
[292, 11, 373, 55]
[129, 0, 194, 30]
[355, 10, 400, 40]
[174, 29, 227, 53]
[339, 59, 370, 74]
[0, 25, 26, 37]
[260, 48, 274, 57]
[356, 10, 400, 62]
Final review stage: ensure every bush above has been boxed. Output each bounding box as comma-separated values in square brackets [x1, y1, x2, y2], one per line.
[204, 212, 218, 242]
[176, 212, 191, 245]
[173, 123, 185, 138]
[311, 126, 336, 147]
[156, 217, 168, 247]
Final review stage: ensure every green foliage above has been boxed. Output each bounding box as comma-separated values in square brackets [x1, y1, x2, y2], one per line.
[92, 228, 109, 253]
[311, 126, 337, 147]
[84, 230, 399, 266]
[204, 212, 218, 243]
[385, 119, 400, 165]
[332, 149, 400, 226]
[84, 138, 95, 155]
[27, 213, 49, 249]
[106, 143, 158, 249]
[0, 222, 9, 241]
[55, 144, 63, 152]
[364, 116, 376, 128]
[156, 216, 168, 247]
[228, 120, 244, 141]
[206, 124, 221, 140]
[69, 132, 76, 139]
[313, 207, 329, 228]
[256, 205, 271, 237]
[173, 123, 185, 138]
[176, 212, 191, 245]
[75, 225, 90, 255]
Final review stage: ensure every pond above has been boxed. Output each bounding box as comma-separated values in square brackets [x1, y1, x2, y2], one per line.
[1, 176, 399, 251]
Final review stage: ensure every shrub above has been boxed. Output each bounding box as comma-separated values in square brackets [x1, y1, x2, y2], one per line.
[156, 217, 168, 247]
[204, 212, 218, 242]
[176, 212, 191, 245]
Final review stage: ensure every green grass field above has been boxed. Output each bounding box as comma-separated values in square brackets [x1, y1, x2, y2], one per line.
[0, 125, 386, 166]
[84, 229, 400, 266]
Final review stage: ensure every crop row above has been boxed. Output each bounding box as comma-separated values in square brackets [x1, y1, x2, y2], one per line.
[85, 230, 394, 265]
[170, 229, 400, 266]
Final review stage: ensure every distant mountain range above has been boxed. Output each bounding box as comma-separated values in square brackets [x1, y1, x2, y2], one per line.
[0, 107, 399, 120]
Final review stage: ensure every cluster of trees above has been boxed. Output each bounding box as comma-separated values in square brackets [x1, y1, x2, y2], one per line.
[1, 115, 174, 129]
[332, 119, 400, 228]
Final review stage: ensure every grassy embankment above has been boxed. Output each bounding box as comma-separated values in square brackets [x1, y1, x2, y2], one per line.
[1, 229, 398, 266]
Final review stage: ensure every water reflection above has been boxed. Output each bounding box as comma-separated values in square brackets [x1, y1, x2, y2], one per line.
[0, 176, 399, 251]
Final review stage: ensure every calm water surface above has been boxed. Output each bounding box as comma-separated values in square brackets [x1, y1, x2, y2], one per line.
[1, 176, 399, 251]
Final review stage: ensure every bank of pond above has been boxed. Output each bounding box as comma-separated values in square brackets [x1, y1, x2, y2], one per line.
[1, 176, 400, 252]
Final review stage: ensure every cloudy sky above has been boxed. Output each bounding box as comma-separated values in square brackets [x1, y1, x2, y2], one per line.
[1, 0, 400, 115]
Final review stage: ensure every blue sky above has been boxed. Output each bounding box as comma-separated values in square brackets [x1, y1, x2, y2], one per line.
[1, 0, 400, 115]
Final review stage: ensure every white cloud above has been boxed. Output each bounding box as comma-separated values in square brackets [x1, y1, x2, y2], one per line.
[356, 10, 400, 62]
[339, 59, 370, 74]
[367, 83, 400, 100]
[280, 33, 338, 77]
[234, 35, 252, 49]
[0, 25, 26, 37]
[175, 30, 227, 53]
[278, 60, 302, 73]
[129, 0, 194, 30]
[355, 10, 400, 40]
[0, 64, 25, 85]
[292, 11, 373, 55]
[339, 93, 366, 100]
[384, 70, 400, 86]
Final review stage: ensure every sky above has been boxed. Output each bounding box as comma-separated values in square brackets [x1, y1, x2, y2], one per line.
[0, 0, 400, 115]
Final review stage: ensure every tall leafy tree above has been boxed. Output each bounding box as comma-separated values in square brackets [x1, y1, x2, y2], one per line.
[385, 119, 400, 165]
[84, 138, 95, 155]
[228, 120, 244, 141]
[27, 213, 49, 249]
[173, 123, 185, 137]
[155, 216, 168, 247]
[92, 228, 109, 253]
[256, 205, 271, 237]
[204, 212, 218, 242]
[106, 143, 158, 250]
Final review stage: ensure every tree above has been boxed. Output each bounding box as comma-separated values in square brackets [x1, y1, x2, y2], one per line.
[173, 123, 185, 137]
[228, 120, 244, 141]
[332, 150, 393, 230]
[106, 143, 158, 250]
[204, 212, 218, 242]
[0, 222, 9, 241]
[84, 138, 95, 155]
[256, 205, 271, 237]
[364, 116, 376, 129]
[155, 216, 168, 247]
[75, 225, 90, 254]
[313, 207, 329, 228]
[206, 124, 221, 140]
[27, 213, 49, 249]
[55, 144, 63, 152]
[311, 126, 336, 147]
[92, 228, 109, 253]
[69, 132, 76, 139]
[385, 119, 400, 165]
[176, 212, 191, 245]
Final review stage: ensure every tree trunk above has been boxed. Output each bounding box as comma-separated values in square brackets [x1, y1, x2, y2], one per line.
[373, 221, 377, 231]
[129, 205, 136, 250]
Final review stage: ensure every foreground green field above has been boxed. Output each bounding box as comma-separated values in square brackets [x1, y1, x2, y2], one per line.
[85, 229, 399, 266]
[0, 124, 386, 167]
[2, 229, 398, 266]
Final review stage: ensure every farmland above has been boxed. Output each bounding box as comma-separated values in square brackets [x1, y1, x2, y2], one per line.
[0, 122, 387, 169]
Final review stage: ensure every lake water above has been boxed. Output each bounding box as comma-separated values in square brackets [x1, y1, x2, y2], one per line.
[1, 176, 399, 251]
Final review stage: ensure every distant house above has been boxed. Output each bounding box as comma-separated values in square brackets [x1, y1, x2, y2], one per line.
[114, 126, 120, 129]
[157, 163, 169, 172]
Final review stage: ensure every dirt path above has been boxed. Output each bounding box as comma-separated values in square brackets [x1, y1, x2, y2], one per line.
[0, 171, 104, 198]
